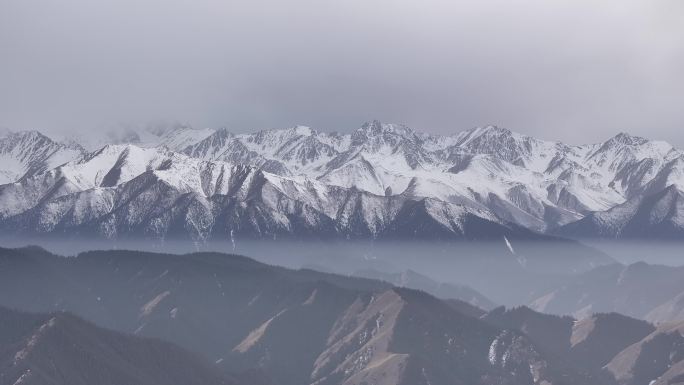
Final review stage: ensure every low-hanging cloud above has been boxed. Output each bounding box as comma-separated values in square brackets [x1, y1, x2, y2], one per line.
[1, 0, 682, 145]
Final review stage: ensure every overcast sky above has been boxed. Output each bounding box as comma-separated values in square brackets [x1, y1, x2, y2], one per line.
[1, 0, 683, 145]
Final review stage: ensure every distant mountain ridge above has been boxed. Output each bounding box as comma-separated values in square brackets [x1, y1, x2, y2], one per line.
[2, 121, 684, 239]
[528, 261, 684, 324]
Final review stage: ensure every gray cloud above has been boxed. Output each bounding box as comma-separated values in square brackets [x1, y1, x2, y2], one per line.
[1, 0, 683, 145]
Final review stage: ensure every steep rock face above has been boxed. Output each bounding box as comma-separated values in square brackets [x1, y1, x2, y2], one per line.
[0, 130, 84, 184]
[310, 290, 409, 385]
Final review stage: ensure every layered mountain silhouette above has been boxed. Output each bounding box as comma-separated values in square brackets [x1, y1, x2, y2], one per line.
[528, 262, 684, 323]
[0, 306, 244, 385]
[0, 246, 681, 385]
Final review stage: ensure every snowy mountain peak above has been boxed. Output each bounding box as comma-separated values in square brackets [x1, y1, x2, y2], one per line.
[213, 127, 233, 136]
[358, 120, 383, 134]
[608, 132, 649, 146]
[0, 130, 85, 184]
[450, 125, 560, 171]
[357, 120, 416, 138]
[456, 125, 548, 150]
[89, 142, 176, 160]
[3, 129, 48, 142]
[289, 125, 315, 136]
[589, 132, 676, 171]
[463, 125, 516, 139]
[2, 122, 684, 240]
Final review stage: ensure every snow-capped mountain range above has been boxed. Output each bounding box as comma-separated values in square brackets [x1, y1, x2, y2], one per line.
[1, 121, 683, 240]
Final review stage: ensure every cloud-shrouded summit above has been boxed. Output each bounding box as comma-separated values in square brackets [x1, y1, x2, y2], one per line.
[1, 0, 683, 145]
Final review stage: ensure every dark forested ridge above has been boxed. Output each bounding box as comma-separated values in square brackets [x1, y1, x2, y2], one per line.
[0, 246, 683, 385]
[0, 306, 244, 385]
